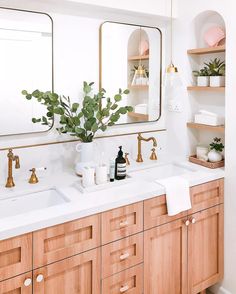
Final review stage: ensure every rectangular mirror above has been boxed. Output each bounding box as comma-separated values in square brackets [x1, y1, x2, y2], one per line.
[100, 21, 162, 124]
[0, 8, 53, 136]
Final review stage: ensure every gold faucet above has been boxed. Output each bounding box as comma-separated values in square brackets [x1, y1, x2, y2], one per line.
[136, 133, 157, 163]
[5, 149, 20, 188]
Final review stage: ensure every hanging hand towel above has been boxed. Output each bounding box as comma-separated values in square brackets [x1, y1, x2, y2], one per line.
[155, 176, 191, 216]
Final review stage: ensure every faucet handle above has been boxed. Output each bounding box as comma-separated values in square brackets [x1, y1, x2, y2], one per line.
[125, 153, 130, 165]
[15, 156, 20, 169]
[150, 148, 157, 161]
[29, 168, 38, 184]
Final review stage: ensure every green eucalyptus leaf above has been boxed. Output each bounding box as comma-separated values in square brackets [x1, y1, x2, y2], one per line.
[114, 94, 122, 102]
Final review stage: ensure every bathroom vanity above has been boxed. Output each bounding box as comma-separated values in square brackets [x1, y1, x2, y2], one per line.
[0, 169, 224, 294]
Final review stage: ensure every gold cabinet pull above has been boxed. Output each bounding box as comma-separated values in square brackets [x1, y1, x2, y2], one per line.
[120, 220, 128, 228]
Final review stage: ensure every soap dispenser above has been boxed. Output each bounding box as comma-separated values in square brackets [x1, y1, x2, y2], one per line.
[115, 146, 126, 180]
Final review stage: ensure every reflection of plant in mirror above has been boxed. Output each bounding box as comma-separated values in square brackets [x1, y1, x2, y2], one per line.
[192, 66, 210, 77]
[132, 65, 149, 78]
[22, 82, 133, 142]
[209, 137, 224, 152]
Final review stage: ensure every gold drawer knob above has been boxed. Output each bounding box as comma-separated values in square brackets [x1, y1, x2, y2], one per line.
[184, 220, 190, 226]
[120, 252, 130, 260]
[191, 218, 196, 224]
[120, 285, 129, 293]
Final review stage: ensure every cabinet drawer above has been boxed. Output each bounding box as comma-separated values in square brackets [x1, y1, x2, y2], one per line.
[0, 233, 32, 281]
[102, 232, 143, 278]
[102, 264, 143, 294]
[144, 195, 187, 229]
[189, 179, 224, 214]
[33, 214, 100, 268]
[0, 272, 32, 294]
[101, 202, 143, 244]
[33, 248, 100, 294]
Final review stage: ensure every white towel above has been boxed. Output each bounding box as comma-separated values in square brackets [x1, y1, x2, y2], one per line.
[155, 176, 192, 216]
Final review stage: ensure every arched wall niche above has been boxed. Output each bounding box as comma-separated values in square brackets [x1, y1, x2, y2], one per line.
[192, 10, 226, 48]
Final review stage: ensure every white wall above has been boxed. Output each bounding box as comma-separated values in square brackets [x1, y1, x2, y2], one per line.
[171, 1, 236, 293]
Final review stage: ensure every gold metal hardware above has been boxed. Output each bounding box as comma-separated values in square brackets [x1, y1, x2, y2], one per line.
[28, 168, 39, 184]
[184, 219, 190, 226]
[136, 133, 157, 163]
[150, 148, 157, 160]
[5, 149, 20, 188]
[190, 218, 196, 224]
[125, 153, 130, 165]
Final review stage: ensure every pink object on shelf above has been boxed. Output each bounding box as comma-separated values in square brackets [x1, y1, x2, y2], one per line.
[139, 40, 149, 55]
[204, 27, 225, 47]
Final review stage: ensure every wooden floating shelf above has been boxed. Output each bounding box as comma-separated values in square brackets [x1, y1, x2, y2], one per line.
[129, 84, 149, 89]
[187, 122, 225, 133]
[187, 86, 225, 92]
[128, 112, 148, 120]
[187, 45, 225, 55]
[128, 55, 149, 61]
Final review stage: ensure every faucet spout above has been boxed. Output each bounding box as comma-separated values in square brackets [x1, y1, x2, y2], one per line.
[5, 149, 20, 188]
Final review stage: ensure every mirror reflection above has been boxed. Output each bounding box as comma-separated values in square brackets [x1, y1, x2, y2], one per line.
[100, 22, 162, 124]
[0, 8, 53, 136]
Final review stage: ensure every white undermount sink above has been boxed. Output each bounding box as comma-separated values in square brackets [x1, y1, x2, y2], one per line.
[0, 188, 70, 219]
[128, 163, 195, 181]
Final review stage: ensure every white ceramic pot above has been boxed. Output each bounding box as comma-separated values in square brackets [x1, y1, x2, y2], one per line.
[208, 149, 223, 162]
[75, 142, 95, 175]
[197, 76, 209, 87]
[210, 76, 225, 87]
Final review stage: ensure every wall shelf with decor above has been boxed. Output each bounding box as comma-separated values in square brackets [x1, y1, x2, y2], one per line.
[187, 122, 225, 133]
[128, 55, 149, 61]
[187, 45, 225, 55]
[128, 112, 148, 120]
[187, 86, 225, 92]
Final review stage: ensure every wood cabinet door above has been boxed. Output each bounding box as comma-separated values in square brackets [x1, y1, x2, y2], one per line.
[102, 264, 143, 294]
[144, 194, 187, 229]
[188, 205, 224, 294]
[101, 202, 143, 244]
[144, 217, 188, 294]
[33, 214, 100, 268]
[33, 248, 100, 294]
[102, 232, 143, 279]
[189, 179, 224, 214]
[0, 233, 32, 281]
[0, 272, 32, 294]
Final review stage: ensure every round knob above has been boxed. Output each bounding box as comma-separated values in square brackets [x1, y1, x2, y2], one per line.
[185, 220, 190, 226]
[24, 278, 32, 287]
[36, 274, 44, 283]
[191, 218, 196, 224]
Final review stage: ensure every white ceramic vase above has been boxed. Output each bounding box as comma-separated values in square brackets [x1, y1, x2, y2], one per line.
[75, 142, 95, 175]
[210, 76, 225, 87]
[208, 149, 223, 162]
[197, 76, 209, 87]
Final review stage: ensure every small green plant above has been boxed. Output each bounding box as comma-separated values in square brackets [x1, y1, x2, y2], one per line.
[204, 58, 225, 76]
[22, 82, 133, 142]
[209, 137, 224, 152]
[192, 66, 210, 77]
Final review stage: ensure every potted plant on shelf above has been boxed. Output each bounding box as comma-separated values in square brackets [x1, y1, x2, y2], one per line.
[22, 81, 133, 173]
[208, 137, 224, 162]
[193, 66, 210, 87]
[204, 58, 225, 87]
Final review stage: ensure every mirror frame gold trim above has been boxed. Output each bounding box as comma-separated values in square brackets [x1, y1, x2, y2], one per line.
[0, 6, 54, 137]
[99, 20, 162, 125]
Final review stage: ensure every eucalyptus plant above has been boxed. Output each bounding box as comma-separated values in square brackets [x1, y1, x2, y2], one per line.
[22, 82, 133, 142]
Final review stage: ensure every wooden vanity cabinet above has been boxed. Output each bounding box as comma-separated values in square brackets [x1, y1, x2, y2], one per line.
[0, 233, 32, 281]
[0, 272, 33, 294]
[33, 248, 100, 294]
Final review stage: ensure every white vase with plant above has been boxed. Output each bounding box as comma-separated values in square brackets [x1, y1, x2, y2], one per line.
[22, 81, 133, 174]
[193, 66, 210, 87]
[208, 137, 224, 162]
[204, 58, 225, 87]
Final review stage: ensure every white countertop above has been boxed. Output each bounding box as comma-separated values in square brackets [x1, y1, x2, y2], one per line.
[0, 159, 225, 241]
